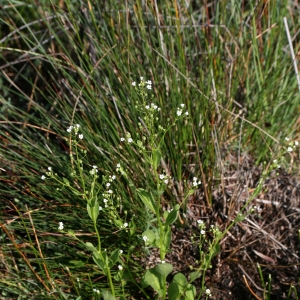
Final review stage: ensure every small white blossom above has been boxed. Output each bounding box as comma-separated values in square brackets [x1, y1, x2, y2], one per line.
[103, 199, 108, 203]
[287, 146, 293, 152]
[106, 183, 111, 187]
[197, 220, 203, 225]
[159, 174, 165, 179]
[123, 222, 128, 228]
[201, 230, 205, 235]
[58, 222, 64, 230]
[177, 110, 182, 116]
[111, 175, 116, 180]
[164, 179, 169, 184]
[285, 137, 290, 141]
[143, 236, 149, 243]
[140, 77, 144, 80]
[78, 134, 83, 139]
[145, 105, 150, 109]
[99, 206, 103, 211]
[128, 138, 133, 143]
[48, 167, 52, 171]
[120, 137, 125, 142]
[295, 141, 299, 146]
[185, 112, 189, 116]
[117, 163, 121, 168]
[41, 175, 45, 180]
[146, 84, 152, 90]
[146, 80, 152, 85]
[132, 82, 136, 86]
[205, 289, 211, 296]
[180, 104, 185, 107]
[161, 260, 165, 264]
[119, 250, 123, 254]
[118, 265, 123, 270]
[108, 189, 113, 194]
[67, 126, 73, 132]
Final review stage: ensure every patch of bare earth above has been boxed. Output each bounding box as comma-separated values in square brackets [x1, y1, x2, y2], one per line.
[144, 153, 300, 299]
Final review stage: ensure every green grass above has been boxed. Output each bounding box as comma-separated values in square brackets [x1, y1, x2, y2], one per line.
[1, 0, 300, 299]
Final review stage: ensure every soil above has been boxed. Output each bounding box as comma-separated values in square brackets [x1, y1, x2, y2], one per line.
[144, 153, 300, 299]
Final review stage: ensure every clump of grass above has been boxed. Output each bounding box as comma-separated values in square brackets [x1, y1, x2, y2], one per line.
[1, 0, 300, 299]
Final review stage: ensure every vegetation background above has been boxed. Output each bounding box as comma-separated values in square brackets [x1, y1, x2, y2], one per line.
[1, 0, 300, 299]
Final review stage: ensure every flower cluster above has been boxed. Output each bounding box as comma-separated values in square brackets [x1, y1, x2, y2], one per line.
[41, 166, 54, 180]
[285, 137, 298, 152]
[192, 177, 201, 187]
[58, 222, 64, 230]
[89, 165, 98, 175]
[132, 77, 152, 90]
[67, 124, 83, 140]
[159, 173, 170, 185]
[176, 104, 189, 117]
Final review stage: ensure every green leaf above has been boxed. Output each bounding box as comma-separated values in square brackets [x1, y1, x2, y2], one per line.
[108, 249, 119, 268]
[156, 263, 173, 277]
[173, 273, 188, 287]
[189, 271, 201, 282]
[142, 229, 156, 245]
[137, 188, 156, 214]
[101, 290, 116, 300]
[184, 284, 196, 300]
[212, 242, 221, 257]
[165, 205, 180, 226]
[92, 251, 106, 274]
[168, 281, 180, 300]
[87, 201, 99, 222]
[143, 268, 163, 296]
[152, 148, 161, 170]
[85, 242, 97, 252]
[168, 273, 188, 300]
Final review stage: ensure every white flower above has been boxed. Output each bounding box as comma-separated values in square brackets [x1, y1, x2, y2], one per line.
[146, 84, 152, 90]
[153, 105, 158, 109]
[120, 137, 125, 142]
[48, 167, 52, 171]
[117, 163, 121, 168]
[41, 175, 45, 180]
[123, 222, 128, 228]
[159, 174, 165, 179]
[103, 199, 108, 203]
[128, 138, 133, 143]
[161, 260, 165, 264]
[197, 219, 203, 224]
[177, 110, 182, 116]
[287, 146, 293, 152]
[201, 230, 205, 235]
[78, 134, 83, 139]
[106, 183, 111, 187]
[119, 250, 123, 254]
[75, 124, 80, 128]
[295, 141, 299, 146]
[180, 104, 185, 107]
[99, 206, 103, 211]
[205, 288, 211, 295]
[140, 77, 144, 80]
[93, 289, 100, 294]
[58, 222, 64, 230]
[118, 265, 123, 270]
[146, 80, 152, 85]
[285, 137, 290, 141]
[143, 236, 149, 242]
[132, 82, 136, 86]
[108, 189, 113, 194]
[67, 126, 73, 132]
[145, 105, 150, 109]
[185, 112, 189, 116]
[164, 179, 169, 184]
